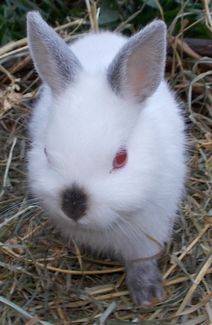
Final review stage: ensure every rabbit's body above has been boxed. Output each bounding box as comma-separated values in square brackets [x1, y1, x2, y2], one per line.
[27, 13, 186, 305]
[30, 76, 185, 260]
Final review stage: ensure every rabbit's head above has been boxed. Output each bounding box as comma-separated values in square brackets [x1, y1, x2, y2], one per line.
[27, 12, 167, 229]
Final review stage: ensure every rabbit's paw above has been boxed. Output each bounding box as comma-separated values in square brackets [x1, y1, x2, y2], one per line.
[126, 259, 165, 306]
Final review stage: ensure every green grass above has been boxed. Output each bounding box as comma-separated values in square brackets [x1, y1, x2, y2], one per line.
[0, 0, 211, 45]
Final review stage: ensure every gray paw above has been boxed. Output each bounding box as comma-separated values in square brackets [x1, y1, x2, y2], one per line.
[126, 259, 165, 306]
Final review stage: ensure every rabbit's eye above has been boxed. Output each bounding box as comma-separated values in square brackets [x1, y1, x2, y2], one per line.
[44, 147, 48, 157]
[44, 147, 56, 168]
[113, 148, 127, 170]
[44, 147, 50, 163]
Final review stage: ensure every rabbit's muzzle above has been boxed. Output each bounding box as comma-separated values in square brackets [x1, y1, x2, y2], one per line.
[61, 185, 88, 221]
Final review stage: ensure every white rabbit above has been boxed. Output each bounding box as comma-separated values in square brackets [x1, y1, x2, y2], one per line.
[27, 11, 186, 305]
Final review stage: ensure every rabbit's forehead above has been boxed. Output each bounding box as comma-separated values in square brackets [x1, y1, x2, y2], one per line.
[46, 75, 139, 154]
[43, 73, 140, 178]
[46, 104, 132, 155]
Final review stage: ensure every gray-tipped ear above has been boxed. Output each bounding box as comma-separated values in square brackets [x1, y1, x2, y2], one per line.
[27, 11, 81, 94]
[107, 20, 167, 103]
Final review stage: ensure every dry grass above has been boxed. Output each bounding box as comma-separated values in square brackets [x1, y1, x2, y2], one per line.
[0, 2, 211, 324]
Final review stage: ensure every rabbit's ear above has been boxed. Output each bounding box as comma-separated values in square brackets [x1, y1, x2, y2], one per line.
[27, 11, 81, 95]
[107, 21, 166, 103]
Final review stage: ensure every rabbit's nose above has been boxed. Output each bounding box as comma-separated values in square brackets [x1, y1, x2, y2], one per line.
[61, 185, 88, 221]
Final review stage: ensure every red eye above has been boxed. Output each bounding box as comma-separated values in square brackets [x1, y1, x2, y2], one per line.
[113, 148, 128, 170]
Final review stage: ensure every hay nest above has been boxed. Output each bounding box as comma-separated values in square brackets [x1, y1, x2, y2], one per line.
[0, 3, 211, 324]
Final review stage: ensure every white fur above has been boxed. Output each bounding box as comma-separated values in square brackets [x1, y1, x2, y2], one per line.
[28, 30, 186, 261]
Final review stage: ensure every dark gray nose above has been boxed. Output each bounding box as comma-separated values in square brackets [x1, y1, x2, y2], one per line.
[61, 185, 88, 221]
